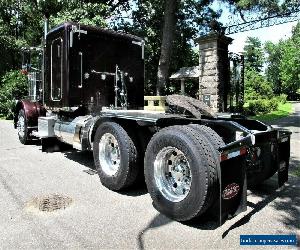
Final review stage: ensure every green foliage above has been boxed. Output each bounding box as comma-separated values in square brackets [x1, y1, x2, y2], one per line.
[242, 36, 276, 110]
[274, 94, 287, 104]
[0, 70, 27, 119]
[0, 0, 130, 94]
[264, 22, 300, 99]
[119, 0, 219, 95]
[0, 16, 28, 76]
[244, 37, 264, 72]
[247, 98, 278, 115]
[251, 102, 292, 122]
[244, 68, 273, 100]
[224, 0, 299, 17]
[51, 2, 109, 27]
[279, 24, 300, 99]
[264, 40, 283, 94]
[243, 23, 298, 116]
[0, 0, 299, 102]
[243, 62, 283, 116]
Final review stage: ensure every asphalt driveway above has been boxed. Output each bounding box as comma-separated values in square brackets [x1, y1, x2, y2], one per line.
[0, 103, 299, 249]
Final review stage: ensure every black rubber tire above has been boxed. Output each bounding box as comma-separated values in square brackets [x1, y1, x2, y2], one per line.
[17, 109, 30, 145]
[188, 124, 225, 150]
[166, 95, 203, 118]
[166, 95, 216, 118]
[93, 122, 139, 191]
[184, 95, 217, 118]
[144, 125, 219, 221]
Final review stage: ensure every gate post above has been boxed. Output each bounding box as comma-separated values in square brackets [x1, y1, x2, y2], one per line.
[196, 33, 233, 112]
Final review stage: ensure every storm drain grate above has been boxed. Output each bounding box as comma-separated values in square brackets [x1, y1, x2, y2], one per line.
[28, 194, 73, 212]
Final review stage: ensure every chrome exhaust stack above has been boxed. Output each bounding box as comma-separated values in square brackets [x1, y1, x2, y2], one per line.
[44, 14, 49, 41]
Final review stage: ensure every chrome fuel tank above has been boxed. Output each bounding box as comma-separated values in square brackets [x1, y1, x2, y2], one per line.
[54, 115, 93, 150]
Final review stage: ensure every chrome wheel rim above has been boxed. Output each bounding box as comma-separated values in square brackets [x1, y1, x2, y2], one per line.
[17, 115, 25, 138]
[154, 147, 192, 202]
[99, 133, 121, 176]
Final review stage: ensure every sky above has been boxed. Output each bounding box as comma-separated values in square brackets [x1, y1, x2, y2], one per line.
[228, 21, 298, 54]
[211, 1, 299, 54]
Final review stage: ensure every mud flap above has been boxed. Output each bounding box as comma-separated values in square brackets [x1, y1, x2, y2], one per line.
[218, 155, 247, 225]
[277, 133, 291, 187]
[278, 161, 289, 187]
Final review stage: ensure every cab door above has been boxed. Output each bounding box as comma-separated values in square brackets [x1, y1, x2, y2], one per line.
[68, 25, 87, 107]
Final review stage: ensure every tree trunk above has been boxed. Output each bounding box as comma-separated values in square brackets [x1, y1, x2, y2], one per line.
[156, 0, 178, 95]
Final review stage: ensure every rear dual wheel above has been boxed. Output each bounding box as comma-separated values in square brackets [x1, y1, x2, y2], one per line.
[93, 122, 220, 221]
[93, 122, 140, 191]
[144, 125, 220, 221]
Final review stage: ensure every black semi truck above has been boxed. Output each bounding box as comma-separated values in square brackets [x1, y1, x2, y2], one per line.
[14, 22, 291, 224]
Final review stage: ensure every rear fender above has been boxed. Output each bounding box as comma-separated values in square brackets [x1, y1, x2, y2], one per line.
[14, 100, 46, 129]
[247, 129, 291, 187]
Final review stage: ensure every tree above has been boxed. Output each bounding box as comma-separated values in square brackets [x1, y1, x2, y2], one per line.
[155, 0, 220, 94]
[153, 0, 300, 95]
[243, 36, 274, 101]
[264, 22, 300, 99]
[244, 68, 273, 100]
[1, 0, 299, 99]
[244, 37, 264, 72]
[279, 23, 300, 99]
[264, 40, 284, 94]
[0, 0, 132, 118]
[0, 0, 130, 74]
[0, 70, 27, 119]
[50, 2, 109, 28]
[156, 0, 178, 95]
[120, 0, 219, 95]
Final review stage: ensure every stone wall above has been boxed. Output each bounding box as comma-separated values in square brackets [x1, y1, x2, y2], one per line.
[196, 33, 233, 112]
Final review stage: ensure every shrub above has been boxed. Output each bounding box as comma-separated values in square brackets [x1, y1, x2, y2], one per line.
[248, 100, 268, 115]
[0, 70, 27, 119]
[275, 94, 287, 104]
[269, 97, 279, 111]
[247, 98, 279, 115]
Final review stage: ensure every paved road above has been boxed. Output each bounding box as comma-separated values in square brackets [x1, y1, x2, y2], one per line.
[268, 102, 300, 177]
[0, 104, 299, 249]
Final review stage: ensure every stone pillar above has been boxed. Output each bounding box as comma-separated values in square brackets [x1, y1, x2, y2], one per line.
[196, 33, 233, 112]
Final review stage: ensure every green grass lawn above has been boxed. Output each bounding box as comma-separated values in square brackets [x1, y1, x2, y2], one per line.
[251, 102, 293, 122]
